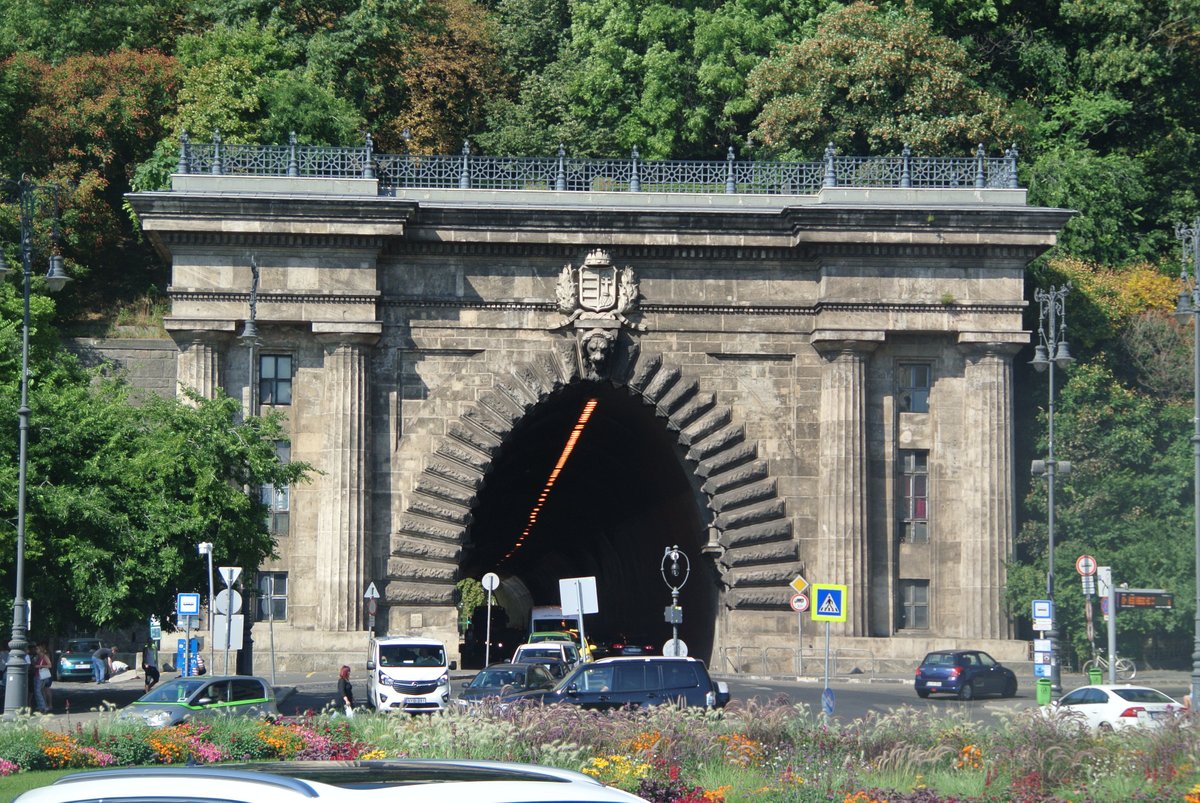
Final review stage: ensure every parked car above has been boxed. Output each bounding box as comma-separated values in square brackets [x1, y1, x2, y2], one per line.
[1045, 684, 1185, 731]
[513, 656, 729, 711]
[515, 657, 570, 679]
[54, 638, 102, 682]
[13, 760, 651, 802]
[456, 662, 557, 706]
[914, 650, 1018, 700]
[119, 675, 279, 728]
[511, 641, 582, 671]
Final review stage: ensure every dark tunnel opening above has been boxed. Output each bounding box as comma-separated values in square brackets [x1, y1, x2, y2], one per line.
[459, 380, 717, 665]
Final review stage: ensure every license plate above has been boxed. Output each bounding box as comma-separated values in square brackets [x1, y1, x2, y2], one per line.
[926, 681, 942, 687]
[404, 697, 424, 704]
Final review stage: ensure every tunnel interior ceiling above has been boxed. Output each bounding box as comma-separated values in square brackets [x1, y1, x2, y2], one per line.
[463, 381, 715, 654]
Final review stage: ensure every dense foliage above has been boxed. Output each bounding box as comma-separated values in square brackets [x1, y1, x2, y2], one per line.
[2, 0, 1200, 652]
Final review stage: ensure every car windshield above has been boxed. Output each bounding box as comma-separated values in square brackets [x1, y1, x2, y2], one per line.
[920, 653, 956, 667]
[1112, 688, 1176, 704]
[468, 669, 526, 688]
[64, 640, 100, 653]
[379, 644, 445, 667]
[138, 679, 207, 704]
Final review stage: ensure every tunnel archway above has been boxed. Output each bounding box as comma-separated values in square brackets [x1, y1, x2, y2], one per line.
[460, 380, 715, 661]
[388, 346, 799, 664]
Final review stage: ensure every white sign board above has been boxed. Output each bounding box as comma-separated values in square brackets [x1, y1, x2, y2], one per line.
[559, 577, 599, 616]
[212, 614, 245, 649]
[176, 593, 201, 616]
[218, 566, 243, 588]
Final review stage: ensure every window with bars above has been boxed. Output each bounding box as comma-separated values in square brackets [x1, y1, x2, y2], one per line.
[899, 450, 928, 543]
[260, 354, 293, 405]
[260, 441, 290, 536]
[897, 362, 931, 413]
[899, 580, 929, 630]
[257, 572, 288, 621]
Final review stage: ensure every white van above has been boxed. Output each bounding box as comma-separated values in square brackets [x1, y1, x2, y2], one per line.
[366, 636, 456, 713]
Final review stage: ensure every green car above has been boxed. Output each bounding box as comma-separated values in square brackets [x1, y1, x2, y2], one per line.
[120, 675, 279, 727]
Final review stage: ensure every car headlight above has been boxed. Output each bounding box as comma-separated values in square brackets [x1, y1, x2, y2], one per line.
[377, 670, 393, 687]
[437, 672, 449, 687]
[147, 711, 173, 728]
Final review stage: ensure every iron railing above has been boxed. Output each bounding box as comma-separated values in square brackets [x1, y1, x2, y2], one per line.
[176, 132, 1021, 194]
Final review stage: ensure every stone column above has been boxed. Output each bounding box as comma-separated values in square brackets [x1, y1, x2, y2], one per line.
[167, 322, 236, 402]
[959, 338, 1022, 639]
[812, 332, 882, 636]
[315, 328, 378, 631]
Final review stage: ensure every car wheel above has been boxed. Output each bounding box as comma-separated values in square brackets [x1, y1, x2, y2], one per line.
[1099, 721, 1114, 732]
[1003, 678, 1017, 698]
[958, 680, 975, 701]
[916, 689, 930, 699]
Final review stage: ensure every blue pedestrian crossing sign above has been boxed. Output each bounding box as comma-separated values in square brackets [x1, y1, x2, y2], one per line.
[811, 584, 848, 622]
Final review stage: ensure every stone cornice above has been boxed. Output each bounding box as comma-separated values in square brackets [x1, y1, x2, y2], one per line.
[158, 232, 388, 250]
[168, 289, 380, 304]
[380, 297, 1022, 316]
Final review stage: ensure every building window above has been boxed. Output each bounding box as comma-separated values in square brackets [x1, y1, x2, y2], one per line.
[257, 572, 287, 621]
[899, 580, 929, 630]
[260, 441, 290, 536]
[897, 362, 931, 413]
[899, 450, 928, 543]
[260, 354, 293, 405]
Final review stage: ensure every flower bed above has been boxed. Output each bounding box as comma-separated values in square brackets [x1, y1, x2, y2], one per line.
[0, 701, 1196, 802]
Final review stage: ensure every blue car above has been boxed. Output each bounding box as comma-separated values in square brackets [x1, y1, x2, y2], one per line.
[914, 650, 1018, 700]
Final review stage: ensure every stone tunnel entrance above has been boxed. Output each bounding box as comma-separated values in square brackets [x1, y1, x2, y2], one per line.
[458, 379, 718, 665]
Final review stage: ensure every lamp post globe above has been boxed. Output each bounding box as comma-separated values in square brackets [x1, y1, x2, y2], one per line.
[2, 176, 70, 716]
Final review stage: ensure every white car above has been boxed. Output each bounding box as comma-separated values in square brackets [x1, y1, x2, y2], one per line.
[1044, 684, 1185, 731]
[14, 760, 651, 802]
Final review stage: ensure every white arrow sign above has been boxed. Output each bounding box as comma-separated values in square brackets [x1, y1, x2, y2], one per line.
[218, 566, 242, 588]
[364, 582, 380, 599]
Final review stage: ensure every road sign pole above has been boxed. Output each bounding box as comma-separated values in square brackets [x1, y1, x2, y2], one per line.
[822, 620, 831, 717]
[797, 610, 803, 677]
[1108, 579, 1118, 684]
[485, 587, 493, 668]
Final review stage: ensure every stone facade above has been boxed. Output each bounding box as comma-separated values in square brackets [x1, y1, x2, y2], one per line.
[128, 175, 1069, 673]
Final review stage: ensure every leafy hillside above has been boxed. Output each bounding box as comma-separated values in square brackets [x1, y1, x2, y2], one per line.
[2, 0, 1200, 651]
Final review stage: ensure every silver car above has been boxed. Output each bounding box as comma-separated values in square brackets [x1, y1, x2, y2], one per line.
[14, 760, 651, 802]
[118, 675, 279, 728]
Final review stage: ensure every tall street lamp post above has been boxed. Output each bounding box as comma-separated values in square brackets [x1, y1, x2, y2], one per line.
[197, 542, 214, 673]
[1031, 284, 1073, 694]
[1174, 218, 1200, 710]
[1, 176, 71, 715]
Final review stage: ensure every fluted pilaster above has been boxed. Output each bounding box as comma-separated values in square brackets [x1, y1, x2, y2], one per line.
[813, 333, 880, 636]
[315, 333, 376, 631]
[960, 341, 1020, 639]
[170, 328, 234, 402]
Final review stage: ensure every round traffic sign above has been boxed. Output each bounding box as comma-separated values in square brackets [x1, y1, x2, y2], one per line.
[215, 588, 242, 615]
[482, 572, 500, 591]
[1076, 555, 1097, 576]
[367, 597, 378, 615]
[662, 638, 688, 657]
[790, 593, 809, 613]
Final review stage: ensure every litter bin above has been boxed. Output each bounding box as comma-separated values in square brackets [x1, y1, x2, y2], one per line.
[1087, 668, 1103, 685]
[1036, 677, 1053, 705]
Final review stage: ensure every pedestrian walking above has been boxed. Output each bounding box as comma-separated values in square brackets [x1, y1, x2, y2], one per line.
[33, 644, 52, 713]
[337, 665, 354, 717]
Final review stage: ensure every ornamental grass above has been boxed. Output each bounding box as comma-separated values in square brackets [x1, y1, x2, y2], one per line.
[0, 700, 1197, 801]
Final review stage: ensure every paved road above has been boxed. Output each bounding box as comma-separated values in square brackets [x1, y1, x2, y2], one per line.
[25, 664, 1197, 731]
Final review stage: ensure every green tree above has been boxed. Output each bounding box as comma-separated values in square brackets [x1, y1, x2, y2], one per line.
[747, 1, 1017, 158]
[0, 281, 311, 632]
[1010, 359, 1193, 662]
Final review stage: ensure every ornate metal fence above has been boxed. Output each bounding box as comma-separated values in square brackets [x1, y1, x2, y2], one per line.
[176, 132, 1021, 194]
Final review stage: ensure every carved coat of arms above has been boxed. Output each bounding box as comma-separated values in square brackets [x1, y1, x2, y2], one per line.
[553, 249, 644, 378]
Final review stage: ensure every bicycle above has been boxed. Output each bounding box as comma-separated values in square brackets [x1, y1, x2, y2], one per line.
[1081, 649, 1136, 682]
